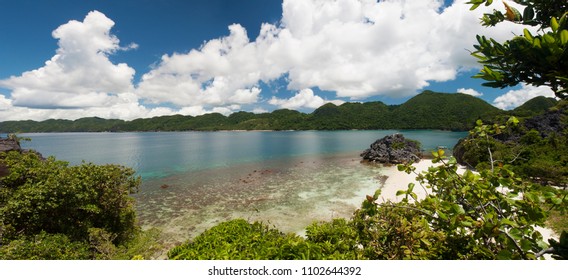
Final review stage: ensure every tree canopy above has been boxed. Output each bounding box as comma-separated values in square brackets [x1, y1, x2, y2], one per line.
[469, 0, 568, 99]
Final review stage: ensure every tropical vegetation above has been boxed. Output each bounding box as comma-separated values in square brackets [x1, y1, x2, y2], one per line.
[0, 149, 161, 259]
[0, 91, 541, 133]
[2, 0, 567, 260]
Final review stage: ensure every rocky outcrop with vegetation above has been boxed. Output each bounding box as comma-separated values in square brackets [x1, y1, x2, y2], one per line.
[0, 135, 22, 154]
[360, 134, 421, 164]
[453, 101, 568, 187]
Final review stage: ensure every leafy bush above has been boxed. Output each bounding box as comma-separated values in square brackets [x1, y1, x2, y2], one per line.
[0, 232, 91, 260]
[0, 150, 148, 259]
[168, 219, 314, 260]
[305, 218, 363, 259]
[0, 151, 140, 244]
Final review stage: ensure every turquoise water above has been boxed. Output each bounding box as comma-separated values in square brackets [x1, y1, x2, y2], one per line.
[20, 130, 466, 179]
[19, 130, 467, 245]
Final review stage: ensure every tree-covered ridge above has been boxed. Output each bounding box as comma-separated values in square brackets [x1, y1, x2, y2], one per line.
[454, 100, 568, 187]
[1, 91, 553, 133]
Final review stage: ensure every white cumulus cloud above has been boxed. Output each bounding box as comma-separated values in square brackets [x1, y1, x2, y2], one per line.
[269, 88, 344, 110]
[136, 0, 535, 108]
[0, 11, 136, 109]
[457, 88, 483, 97]
[136, 24, 269, 109]
[493, 84, 556, 110]
[0, 1, 545, 120]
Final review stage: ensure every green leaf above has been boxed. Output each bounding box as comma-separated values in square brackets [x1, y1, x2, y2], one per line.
[408, 183, 415, 193]
[460, 221, 473, 227]
[520, 239, 532, 251]
[560, 30, 568, 45]
[501, 218, 518, 227]
[543, 34, 555, 44]
[509, 228, 523, 240]
[523, 29, 533, 41]
[396, 190, 406, 196]
[470, 3, 481, 11]
[551, 17, 559, 32]
[452, 204, 465, 215]
[373, 189, 382, 200]
[522, 6, 535, 22]
[410, 192, 418, 201]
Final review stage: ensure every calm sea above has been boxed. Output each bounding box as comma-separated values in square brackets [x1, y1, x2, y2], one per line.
[19, 130, 466, 179]
[18, 130, 467, 244]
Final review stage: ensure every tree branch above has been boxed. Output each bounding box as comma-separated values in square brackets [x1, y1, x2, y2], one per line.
[536, 247, 555, 259]
[499, 229, 527, 259]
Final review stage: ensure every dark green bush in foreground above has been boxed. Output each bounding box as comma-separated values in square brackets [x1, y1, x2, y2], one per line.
[0, 151, 161, 260]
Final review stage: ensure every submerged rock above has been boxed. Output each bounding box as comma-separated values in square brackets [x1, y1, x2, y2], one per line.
[360, 133, 421, 164]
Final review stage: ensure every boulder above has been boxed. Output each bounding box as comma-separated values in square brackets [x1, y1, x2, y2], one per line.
[0, 136, 22, 153]
[360, 133, 421, 164]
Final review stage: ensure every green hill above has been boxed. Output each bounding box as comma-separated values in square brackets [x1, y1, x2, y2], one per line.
[0, 91, 509, 132]
[511, 96, 559, 117]
[391, 91, 503, 130]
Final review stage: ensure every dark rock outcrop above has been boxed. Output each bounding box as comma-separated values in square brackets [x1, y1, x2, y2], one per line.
[360, 134, 421, 164]
[1, 136, 22, 153]
[523, 108, 566, 138]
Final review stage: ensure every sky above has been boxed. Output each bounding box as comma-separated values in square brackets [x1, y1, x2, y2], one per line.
[0, 0, 557, 121]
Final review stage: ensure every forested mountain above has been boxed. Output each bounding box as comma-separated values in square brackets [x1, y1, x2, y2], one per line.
[511, 96, 559, 117]
[0, 91, 555, 133]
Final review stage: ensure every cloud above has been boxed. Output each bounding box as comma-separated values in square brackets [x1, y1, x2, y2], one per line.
[269, 88, 344, 109]
[493, 84, 556, 110]
[0, 94, 12, 111]
[136, 0, 535, 107]
[136, 24, 269, 108]
[0, 1, 544, 121]
[457, 88, 483, 97]
[0, 91, 179, 121]
[0, 11, 136, 109]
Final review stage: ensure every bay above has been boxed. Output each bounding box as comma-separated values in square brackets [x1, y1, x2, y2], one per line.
[20, 130, 466, 179]
[19, 130, 467, 250]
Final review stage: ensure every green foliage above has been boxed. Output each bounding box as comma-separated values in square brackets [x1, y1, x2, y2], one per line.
[454, 109, 568, 187]
[512, 96, 559, 117]
[0, 232, 91, 260]
[0, 150, 154, 259]
[352, 197, 447, 259]
[0, 151, 140, 244]
[391, 91, 502, 130]
[304, 219, 363, 259]
[469, 1, 568, 99]
[0, 91, 508, 133]
[168, 219, 322, 260]
[113, 228, 163, 260]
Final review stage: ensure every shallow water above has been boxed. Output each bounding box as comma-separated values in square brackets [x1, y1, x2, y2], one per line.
[134, 152, 386, 245]
[18, 130, 466, 247]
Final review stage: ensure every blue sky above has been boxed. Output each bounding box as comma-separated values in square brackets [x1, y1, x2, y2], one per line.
[0, 0, 556, 121]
